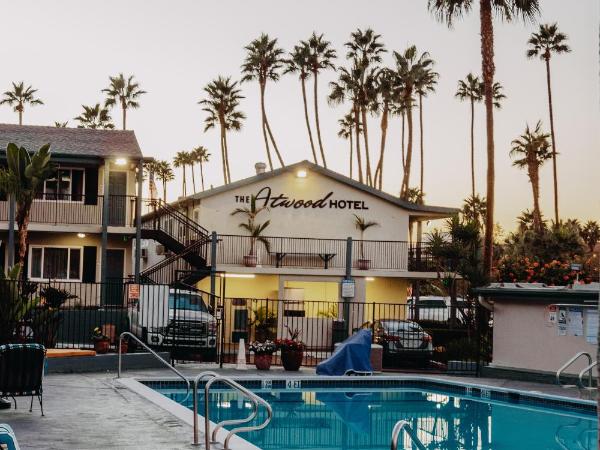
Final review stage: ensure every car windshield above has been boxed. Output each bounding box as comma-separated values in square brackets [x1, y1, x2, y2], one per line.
[381, 321, 422, 333]
[168, 293, 208, 312]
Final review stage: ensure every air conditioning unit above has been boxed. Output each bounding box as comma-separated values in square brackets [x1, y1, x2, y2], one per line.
[140, 248, 148, 259]
[156, 244, 165, 255]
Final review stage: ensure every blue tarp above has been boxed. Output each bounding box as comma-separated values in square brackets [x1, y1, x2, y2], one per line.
[316, 329, 373, 376]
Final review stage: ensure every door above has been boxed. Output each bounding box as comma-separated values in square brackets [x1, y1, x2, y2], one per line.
[104, 249, 125, 305]
[108, 171, 127, 226]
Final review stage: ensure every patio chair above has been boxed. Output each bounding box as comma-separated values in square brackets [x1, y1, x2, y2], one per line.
[0, 344, 46, 416]
[0, 424, 21, 450]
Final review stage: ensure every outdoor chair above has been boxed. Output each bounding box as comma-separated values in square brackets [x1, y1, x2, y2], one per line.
[0, 424, 21, 450]
[0, 344, 46, 416]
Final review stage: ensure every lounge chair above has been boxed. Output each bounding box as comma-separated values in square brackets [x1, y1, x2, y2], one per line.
[0, 424, 20, 450]
[0, 344, 46, 416]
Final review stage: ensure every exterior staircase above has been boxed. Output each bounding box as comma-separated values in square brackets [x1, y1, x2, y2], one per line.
[140, 199, 211, 286]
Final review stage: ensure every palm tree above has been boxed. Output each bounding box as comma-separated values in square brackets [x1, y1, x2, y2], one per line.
[0, 82, 43, 125]
[285, 42, 318, 164]
[54, 121, 68, 128]
[173, 151, 190, 197]
[199, 76, 245, 185]
[337, 112, 360, 179]
[354, 214, 380, 260]
[415, 63, 439, 194]
[241, 34, 285, 170]
[155, 160, 174, 202]
[462, 194, 487, 231]
[391, 97, 410, 171]
[329, 64, 365, 183]
[527, 23, 571, 225]
[73, 103, 115, 129]
[307, 32, 337, 168]
[394, 45, 434, 199]
[372, 68, 398, 189]
[428, 0, 541, 276]
[581, 221, 600, 253]
[345, 29, 386, 187]
[510, 121, 552, 234]
[192, 146, 210, 191]
[102, 73, 147, 130]
[185, 151, 197, 194]
[455, 73, 483, 198]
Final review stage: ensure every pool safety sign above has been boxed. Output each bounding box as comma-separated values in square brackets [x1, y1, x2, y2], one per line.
[341, 279, 355, 298]
[556, 306, 584, 337]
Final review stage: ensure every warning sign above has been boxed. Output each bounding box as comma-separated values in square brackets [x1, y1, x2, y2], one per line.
[128, 284, 140, 300]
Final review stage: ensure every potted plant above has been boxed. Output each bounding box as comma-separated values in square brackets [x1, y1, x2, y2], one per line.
[354, 215, 379, 270]
[231, 195, 271, 267]
[32, 286, 77, 348]
[91, 327, 110, 354]
[249, 340, 276, 370]
[250, 306, 277, 342]
[275, 327, 306, 371]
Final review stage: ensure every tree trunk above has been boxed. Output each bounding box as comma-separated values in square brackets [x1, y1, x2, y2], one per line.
[470, 97, 476, 198]
[163, 180, 167, 202]
[349, 133, 353, 179]
[262, 82, 284, 168]
[480, 0, 496, 278]
[259, 82, 274, 171]
[401, 97, 414, 198]
[401, 112, 406, 170]
[375, 104, 389, 190]
[182, 165, 187, 196]
[219, 123, 228, 184]
[15, 203, 32, 271]
[529, 163, 542, 233]
[18, 110, 23, 126]
[361, 105, 372, 186]
[223, 128, 232, 184]
[122, 104, 127, 131]
[313, 71, 327, 168]
[545, 57, 559, 225]
[190, 164, 196, 193]
[301, 77, 318, 164]
[200, 161, 205, 191]
[419, 93, 425, 193]
[353, 105, 363, 184]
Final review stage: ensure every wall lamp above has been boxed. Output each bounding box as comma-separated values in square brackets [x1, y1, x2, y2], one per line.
[115, 157, 128, 166]
[296, 169, 308, 178]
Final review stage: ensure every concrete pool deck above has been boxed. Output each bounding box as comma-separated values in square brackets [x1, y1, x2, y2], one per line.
[2, 363, 597, 449]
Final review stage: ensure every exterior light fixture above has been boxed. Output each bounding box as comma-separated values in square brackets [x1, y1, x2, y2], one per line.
[366, 277, 375, 281]
[77, 233, 86, 238]
[296, 169, 307, 178]
[115, 157, 127, 166]
[219, 273, 256, 279]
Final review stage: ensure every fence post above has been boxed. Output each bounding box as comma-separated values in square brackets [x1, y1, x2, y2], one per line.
[210, 231, 218, 310]
[342, 237, 353, 337]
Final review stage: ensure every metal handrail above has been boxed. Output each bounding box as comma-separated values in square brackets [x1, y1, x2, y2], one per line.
[578, 361, 597, 390]
[391, 420, 426, 450]
[117, 332, 191, 403]
[556, 352, 592, 387]
[192, 372, 272, 450]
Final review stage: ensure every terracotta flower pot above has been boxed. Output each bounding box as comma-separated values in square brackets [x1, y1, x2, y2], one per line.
[281, 349, 303, 371]
[357, 259, 371, 270]
[243, 255, 257, 267]
[254, 353, 273, 370]
[94, 338, 110, 354]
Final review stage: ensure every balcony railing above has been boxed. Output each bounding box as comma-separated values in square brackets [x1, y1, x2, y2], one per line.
[0, 194, 138, 227]
[212, 234, 438, 272]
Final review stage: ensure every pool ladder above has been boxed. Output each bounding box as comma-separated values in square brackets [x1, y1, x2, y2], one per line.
[192, 371, 272, 449]
[390, 420, 426, 450]
[556, 351, 597, 391]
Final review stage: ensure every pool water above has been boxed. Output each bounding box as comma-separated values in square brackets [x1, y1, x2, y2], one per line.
[158, 387, 597, 450]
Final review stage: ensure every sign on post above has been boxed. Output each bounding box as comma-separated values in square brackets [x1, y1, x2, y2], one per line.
[341, 279, 355, 298]
[127, 284, 140, 301]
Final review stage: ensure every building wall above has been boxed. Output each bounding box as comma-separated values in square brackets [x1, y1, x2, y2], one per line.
[492, 300, 597, 375]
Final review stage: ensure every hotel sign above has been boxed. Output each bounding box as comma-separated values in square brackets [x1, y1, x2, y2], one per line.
[234, 186, 369, 210]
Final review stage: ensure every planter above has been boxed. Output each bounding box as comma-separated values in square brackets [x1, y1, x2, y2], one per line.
[243, 255, 257, 267]
[357, 259, 371, 270]
[93, 338, 110, 354]
[254, 353, 273, 370]
[281, 349, 303, 371]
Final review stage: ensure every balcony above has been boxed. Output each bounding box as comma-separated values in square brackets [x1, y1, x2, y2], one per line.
[0, 194, 138, 228]
[210, 234, 438, 272]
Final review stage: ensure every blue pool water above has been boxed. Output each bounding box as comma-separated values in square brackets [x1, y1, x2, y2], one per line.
[154, 385, 597, 450]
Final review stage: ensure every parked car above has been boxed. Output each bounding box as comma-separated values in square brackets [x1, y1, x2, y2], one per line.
[407, 296, 468, 323]
[129, 286, 217, 358]
[373, 319, 433, 366]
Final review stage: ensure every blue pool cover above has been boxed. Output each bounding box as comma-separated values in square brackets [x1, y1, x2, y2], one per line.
[316, 329, 373, 376]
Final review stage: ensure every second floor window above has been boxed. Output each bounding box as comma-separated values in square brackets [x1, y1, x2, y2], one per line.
[37, 168, 84, 201]
[29, 246, 82, 281]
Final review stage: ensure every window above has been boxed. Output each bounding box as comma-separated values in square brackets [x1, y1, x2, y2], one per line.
[37, 168, 84, 201]
[29, 246, 82, 281]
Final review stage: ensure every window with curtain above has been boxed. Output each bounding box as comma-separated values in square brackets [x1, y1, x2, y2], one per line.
[29, 246, 82, 280]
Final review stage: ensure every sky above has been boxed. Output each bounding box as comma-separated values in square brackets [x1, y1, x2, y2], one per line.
[1, 0, 598, 233]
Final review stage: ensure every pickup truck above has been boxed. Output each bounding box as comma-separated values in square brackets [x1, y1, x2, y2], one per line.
[128, 285, 217, 357]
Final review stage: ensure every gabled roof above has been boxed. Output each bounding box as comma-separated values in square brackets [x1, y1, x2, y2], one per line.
[176, 160, 458, 217]
[0, 124, 143, 159]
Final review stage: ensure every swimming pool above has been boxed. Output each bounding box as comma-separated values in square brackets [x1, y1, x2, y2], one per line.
[143, 378, 597, 450]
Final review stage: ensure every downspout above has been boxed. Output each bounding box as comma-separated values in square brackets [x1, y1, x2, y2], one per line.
[134, 159, 143, 282]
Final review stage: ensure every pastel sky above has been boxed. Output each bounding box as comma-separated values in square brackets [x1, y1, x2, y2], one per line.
[1, 0, 598, 232]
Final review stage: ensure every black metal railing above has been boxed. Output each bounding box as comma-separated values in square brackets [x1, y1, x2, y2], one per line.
[141, 240, 208, 285]
[141, 199, 210, 246]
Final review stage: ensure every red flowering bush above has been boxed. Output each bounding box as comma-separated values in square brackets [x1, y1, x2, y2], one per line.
[274, 327, 306, 351]
[495, 255, 598, 286]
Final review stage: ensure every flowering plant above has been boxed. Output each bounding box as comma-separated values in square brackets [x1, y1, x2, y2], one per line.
[249, 340, 276, 355]
[91, 327, 109, 341]
[495, 255, 598, 286]
[274, 327, 306, 352]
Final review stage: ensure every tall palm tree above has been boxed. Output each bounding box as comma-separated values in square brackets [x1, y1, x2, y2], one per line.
[428, 0, 541, 276]
[329, 64, 365, 183]
[102, 73, 146, 130]
[185, 151, 197, 193]
[307, 32, 337, 168]
[510, 121, 552, 234]
[241, 34, 285, 170]
[285, 42, 318, 164]
[527, 23, 570, 226]
[462, 194, 487, 231]
[337, 112, 361, 179]
[73, 103, 115, 129]
[394, 45, 434, 199]
[391, 97, 410, 171]
[173, 151, 190, 197]
[199, 76, 245, 185]
[0, 82, 43, 125]
[372, 68, 398, 189]
[155, 160, 174, 202]
[415, 63, 439, 194]
[345, 28, 386, 187]
[192, 146, 210, 191]
[455, 73, 483, 197]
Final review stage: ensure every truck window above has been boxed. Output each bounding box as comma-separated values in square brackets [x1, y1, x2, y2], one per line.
[168, 293, 208, 312]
